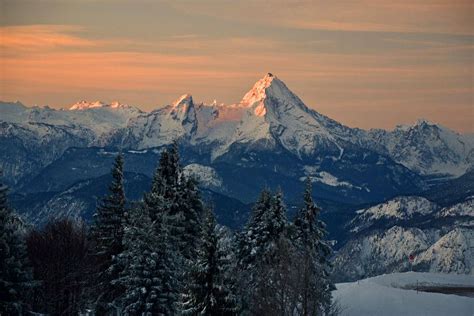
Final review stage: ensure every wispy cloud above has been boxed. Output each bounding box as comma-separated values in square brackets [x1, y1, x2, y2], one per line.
[169, 0, 473, 35]
[0, 25, 98, 50]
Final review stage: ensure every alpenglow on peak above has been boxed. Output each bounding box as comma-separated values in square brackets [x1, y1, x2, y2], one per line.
[240, 73, 303, 109]
[172, 94, 193, 108]
[240, 73, 279, 107]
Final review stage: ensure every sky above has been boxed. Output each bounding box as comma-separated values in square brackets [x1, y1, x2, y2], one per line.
[0, 0, 473, 132]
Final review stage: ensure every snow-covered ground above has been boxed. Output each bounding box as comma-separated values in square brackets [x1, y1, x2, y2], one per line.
[333, 272, 474, 316]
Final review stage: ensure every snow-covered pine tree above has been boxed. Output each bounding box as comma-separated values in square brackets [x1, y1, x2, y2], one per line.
[145, 143, 183, 247]
[177, 176, 204, 260]
[237, 188, 273, 270]
[0, 172, 32, 315]
[141, 143, 204, 311]
[181, 208, 239, 315]
[113, 205, 178, 315]
[89, 153, 126, 312]
[293, 177, 334, 315]
[262, 189, 287, 250]
[148, 143, 203, 259]
[144, 162, 168, 225]
[163, 142, 203, 261]
[238, 189, 293, 314]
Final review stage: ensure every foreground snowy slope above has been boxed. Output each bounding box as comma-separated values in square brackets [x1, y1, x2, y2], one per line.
[333, 272, 474, 316]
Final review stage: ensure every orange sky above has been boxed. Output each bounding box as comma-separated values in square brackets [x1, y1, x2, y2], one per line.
[1, 0, 473, 132]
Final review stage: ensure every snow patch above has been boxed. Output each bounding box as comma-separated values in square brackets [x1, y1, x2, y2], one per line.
[183, 164, 223, 189]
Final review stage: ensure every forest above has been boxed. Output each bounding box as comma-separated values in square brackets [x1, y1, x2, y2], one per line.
[0, 143, 335, 316]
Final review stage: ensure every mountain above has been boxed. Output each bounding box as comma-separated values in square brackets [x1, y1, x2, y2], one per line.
[11, 171, 251, 229]
[367, 120, 474, 178]
[422, 169, 474, 206]
[2, 74, 473, 281]
[1, 73, 473, 218]
[332, 197, 473, 281]
[0, 100, 142, 186]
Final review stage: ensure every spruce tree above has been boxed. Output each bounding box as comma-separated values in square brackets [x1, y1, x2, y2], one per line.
[181, 209, 239, 315]
[237, 189, 273, 270]
[177, 176, 204, 260]
[164, 142, 202, 260]
[263, 190, 287, 248]
[0, 173, 32, 315]
[293, 178, 334, 315]
[140, 143, 204, 312]
[89, 153, 126, 312]
[113, 205, 178, 315]
[238, 189, 291, 314]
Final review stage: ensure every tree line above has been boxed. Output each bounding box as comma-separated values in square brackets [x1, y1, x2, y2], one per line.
[0, 143, 335, 315]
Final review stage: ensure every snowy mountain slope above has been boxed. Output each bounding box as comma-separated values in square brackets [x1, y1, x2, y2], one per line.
[183, 163, 223, 189]
[437, 198, 474, 218]
[1, 73, 472, 211]
[414, 228, 474, 274]
[1, 74, 472, 179]
[333, 197, 474, 281]
[332, 226, 434, 281]
[0, 100, 142, 138]
[210, 73, 363, 159]
[1, 73, 472, 190]
[0, 100, 144, 185]
[333, 272, 474, 316]
[349, 196, 440, 233]
[367, 120, 474, 177]
[0, 101, 29, 123]
[0, 121, 96, 186]
[112, 94, 199, 149]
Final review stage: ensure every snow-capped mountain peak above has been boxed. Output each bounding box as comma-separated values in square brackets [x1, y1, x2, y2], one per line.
[224, 73, 351, 158]
[109, 101, 127, 109]
[69, 100, 133, 111]
[1, 73, 472, 178]
[239, 73, 307, 113]
[172, 94, 193, 108]
[240, 73, 276, 107]
[169, 94, 196, 122]
[69, 100, 106, 110]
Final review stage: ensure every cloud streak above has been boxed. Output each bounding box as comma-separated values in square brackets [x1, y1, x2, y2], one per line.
[0, 25, 98, 50]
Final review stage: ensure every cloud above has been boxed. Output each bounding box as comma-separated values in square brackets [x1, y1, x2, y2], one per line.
[168, 0, 473, 35]
[0, 25, 99, 50]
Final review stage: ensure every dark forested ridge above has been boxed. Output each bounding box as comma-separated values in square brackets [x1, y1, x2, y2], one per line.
[0, 144, 336, 315]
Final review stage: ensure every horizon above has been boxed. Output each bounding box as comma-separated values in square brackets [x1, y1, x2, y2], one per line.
[1, 0, 473, 132]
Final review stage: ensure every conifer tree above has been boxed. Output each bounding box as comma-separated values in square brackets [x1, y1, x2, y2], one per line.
[0, 173, 32, 315]
[293, 178, 334, 315]
[147, 144, 203, 257]
[237, 189, 273, 270]
[263, 190, 287, 246]
[238, 189, 292, 314]
[89, 153, 126, 312]
[181, 208, 239, 315]
[177, 176, 204, 260]
[113, 205, 178, 315]
[144, 165, 168, 224]
[140, 143, 204, 312]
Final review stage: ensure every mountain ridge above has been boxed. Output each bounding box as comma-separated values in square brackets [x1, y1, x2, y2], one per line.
[1, 73, 472, 179]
